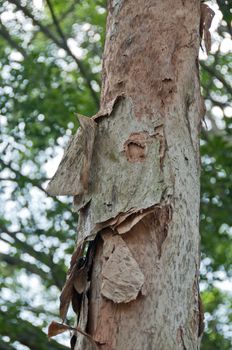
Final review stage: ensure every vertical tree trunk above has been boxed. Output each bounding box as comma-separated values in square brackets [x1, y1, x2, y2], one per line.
[48, 1, 205, 349]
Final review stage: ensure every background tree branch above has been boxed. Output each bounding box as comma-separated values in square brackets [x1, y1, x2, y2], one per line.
[8, 0, 100, 107]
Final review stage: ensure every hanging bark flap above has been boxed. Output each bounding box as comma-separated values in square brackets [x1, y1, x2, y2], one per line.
[97, 206, 158, 235]
[116, 207, 156, 234]
[60, 253, 86, 321]
[101, 233, 144, 303]
[93, 94, 125, 121]
[46, 115, 96, 196]
[74, 97, 172, 244]
[200, 3, 215, 55]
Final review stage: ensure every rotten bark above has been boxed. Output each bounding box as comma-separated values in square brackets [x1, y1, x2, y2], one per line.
[47, 0, 207, 349]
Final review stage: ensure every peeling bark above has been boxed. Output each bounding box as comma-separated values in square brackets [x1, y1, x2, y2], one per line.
[101, 231, 145, 303]
[47, 0, 206, 349]
[47, 115, 96, 196]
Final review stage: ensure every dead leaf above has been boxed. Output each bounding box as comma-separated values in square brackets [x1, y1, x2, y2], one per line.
[59, 274, 75, 322]
[48, 321, 71, 338]
[204, 29, 212, 56]
[200, 4, 215, 55]
[73, 266, 88, 294]
[70, 334, 77, 350]
[48, 321, 98, 349]
[60, 238, 97, 321]
[71, 288, 82, 316]
[68, 242, 85, 274]
[60, 257, 85, 321]
[59, 242, 88, 322]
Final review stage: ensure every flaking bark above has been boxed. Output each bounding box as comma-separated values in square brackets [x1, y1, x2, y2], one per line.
[47, 0, 206, 349]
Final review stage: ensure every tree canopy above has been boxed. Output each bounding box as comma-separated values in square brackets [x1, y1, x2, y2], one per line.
[0, 1, 231, 349]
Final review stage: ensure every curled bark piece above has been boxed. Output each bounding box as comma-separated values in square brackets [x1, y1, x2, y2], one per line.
[116, 207, 156, 235]
[198, 292, 205, 337]
[93, 94, 125, 121]
[200, 4, 215, 55]
[46, 115, 96, 196]
[101, 233, 144, 303]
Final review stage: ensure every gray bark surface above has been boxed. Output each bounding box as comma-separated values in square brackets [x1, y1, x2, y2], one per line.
[47, 0, 205, 349]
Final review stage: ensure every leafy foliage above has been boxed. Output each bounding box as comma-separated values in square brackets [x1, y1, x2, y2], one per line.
[0, 1, 231, 349]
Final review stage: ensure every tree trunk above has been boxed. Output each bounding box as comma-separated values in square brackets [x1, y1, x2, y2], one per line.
[48, 1, 205, 349]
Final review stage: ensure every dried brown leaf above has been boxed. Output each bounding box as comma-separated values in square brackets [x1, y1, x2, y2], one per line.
[71, 288, 82, 316]
[48, 321, 98, 349]
[60, 261, 85, 321]
[60, 239, 97, 321]
[204, 30, 212, 56]
[69, 243, 85, 274]
[59, 243, 88, 321]
[59, 276, 74, 322]
[70, 335, 77, 350]
[73, 266, 88, 294]
[48, 321, 71, 338]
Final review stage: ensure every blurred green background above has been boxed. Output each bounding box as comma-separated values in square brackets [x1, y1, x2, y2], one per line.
[0, 1, 231, 349]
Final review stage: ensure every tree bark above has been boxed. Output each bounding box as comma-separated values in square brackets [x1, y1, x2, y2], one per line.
[48, 0, 205, 349]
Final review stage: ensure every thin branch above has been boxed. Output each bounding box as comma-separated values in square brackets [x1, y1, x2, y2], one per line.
[58, 0, 81, 23]
[206, 96, 229, 109]
[0, 19, 27, 57]
[8, 0, 62, 47]
[200, 60, 232, 96]
[0, 339, 15, 350]
[0, 158, 65, 207]
[0, 311, 69, 350]
[27, 0, 80, 51]
[46, 0, 68, 46]
[45, 0, 100, 105]
[0, 177, 17, 181]
[8, 0, 100, 107]
[0, 252, 48, 280]
[216, 0, 232, 36]
[0, 226, 52, 267]
[0, 227, 65, 289]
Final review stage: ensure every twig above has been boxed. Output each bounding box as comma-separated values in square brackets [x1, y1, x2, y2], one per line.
[200, 60, 232, 96]
[0, 19, 27, 57]
[8, 0, 100, 107]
